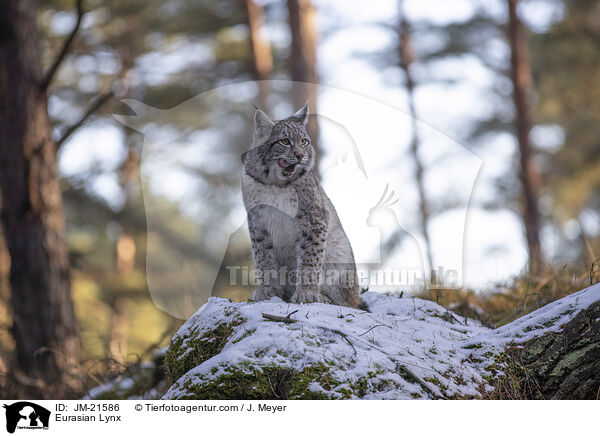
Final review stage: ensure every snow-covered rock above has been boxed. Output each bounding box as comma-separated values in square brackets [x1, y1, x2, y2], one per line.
[163, 284, 600, 399]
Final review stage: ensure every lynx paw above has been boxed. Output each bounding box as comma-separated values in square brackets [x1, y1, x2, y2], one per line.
[291, 289, 327, 304]
[253, 286, 281, 301]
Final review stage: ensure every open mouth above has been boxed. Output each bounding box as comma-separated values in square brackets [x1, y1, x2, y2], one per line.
[277, 158, 298, 176]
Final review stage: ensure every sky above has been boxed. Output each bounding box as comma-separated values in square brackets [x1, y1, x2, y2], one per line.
[57, 0, 567, 291]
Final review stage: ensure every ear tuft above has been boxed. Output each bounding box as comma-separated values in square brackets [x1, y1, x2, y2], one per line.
[291, 101, 310, 126]
[253, 109, 274, 144]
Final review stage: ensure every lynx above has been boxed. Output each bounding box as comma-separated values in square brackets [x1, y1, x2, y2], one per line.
[242, 102, 361, 308]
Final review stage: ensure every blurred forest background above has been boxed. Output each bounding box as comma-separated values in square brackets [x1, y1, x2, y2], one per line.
[1, 0, 599, 398]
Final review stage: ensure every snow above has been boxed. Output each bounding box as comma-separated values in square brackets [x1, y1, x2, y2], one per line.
[84, 376, 136, 400]
[83, 348, 168, 400]
[464, 282, 600, 348]
[79, 283, 600, 400]
[164, 283, 600, 399]
[78, 283, 600, 400]
[164, 292, 490, 399]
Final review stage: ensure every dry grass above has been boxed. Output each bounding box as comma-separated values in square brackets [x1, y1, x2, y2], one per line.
[416, 263, 596, 328]
[480, 346, 545, 400]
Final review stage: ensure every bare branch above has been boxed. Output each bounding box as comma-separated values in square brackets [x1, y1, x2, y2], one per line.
[286, 309, 299, 318]
[262, 313, 298, 323]
[56, 90, 114, 149]
[41, 0, 85, 93]
[358, 324, 392, 336]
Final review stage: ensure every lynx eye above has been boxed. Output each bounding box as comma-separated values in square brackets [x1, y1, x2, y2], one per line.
[302, 139, 309, 146]
[280, 138, 290, 145]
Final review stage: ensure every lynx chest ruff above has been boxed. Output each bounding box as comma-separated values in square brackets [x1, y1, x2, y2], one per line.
[242, 171, 299, 265]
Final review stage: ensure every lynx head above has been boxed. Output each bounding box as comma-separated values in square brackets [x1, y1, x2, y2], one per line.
[248, 102, 315, 185]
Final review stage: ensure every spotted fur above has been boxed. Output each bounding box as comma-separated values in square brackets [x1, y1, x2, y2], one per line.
[242, 103, 360, 307]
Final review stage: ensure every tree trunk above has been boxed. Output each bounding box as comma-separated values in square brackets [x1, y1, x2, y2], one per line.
[286, 0, 320, 165]
[507, 0, 543, 275]
[108, 297, 129, 369]
[111, 130, 140, 368]
[0, 0, 81, 398]
[115, 126, 140, 277]
[398, 2, 434, 274]
[0, 209, 10, 381]
[245, 0, 273, 111]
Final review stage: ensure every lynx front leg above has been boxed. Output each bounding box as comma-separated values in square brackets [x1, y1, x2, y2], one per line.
[291, 184, 329, 304]
[247, 207, 283, 301]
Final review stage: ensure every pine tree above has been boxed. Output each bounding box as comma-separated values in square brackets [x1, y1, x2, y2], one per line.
[0, 0, 82, 398]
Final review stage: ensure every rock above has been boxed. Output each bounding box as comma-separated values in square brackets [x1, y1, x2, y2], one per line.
[487, 298, 600, 399]
[162, 284, 600, 399]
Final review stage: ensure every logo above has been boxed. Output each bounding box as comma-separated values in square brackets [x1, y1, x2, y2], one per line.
[3, 402, 50, 434]
[114, 80, 481, 318]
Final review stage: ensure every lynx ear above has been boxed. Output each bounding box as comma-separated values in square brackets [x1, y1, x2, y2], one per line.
[253, 109, 274, 144]
[291, 101, 310, 126]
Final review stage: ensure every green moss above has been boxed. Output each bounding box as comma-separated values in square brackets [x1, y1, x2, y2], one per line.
[465, 353, 483, 364]
[344, 369, 407, 398]
[522, 324, 544, 332]
[482, 351, 508, 380]
[171, 362, 417, 400]
[423, 375, 448, 391]
[165, 317, 245, 382]
[231, 328, 257, 344]
[482, 347, 540, 398]
[520, 334, 552, 360]
[549, 344, 598, 377]
[540, 309, 577, 329]
[175, 362, 338, 399]
[453, 374, 466, 386]
[484, 301, 600, 399]
[542, 317, 560, 328]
